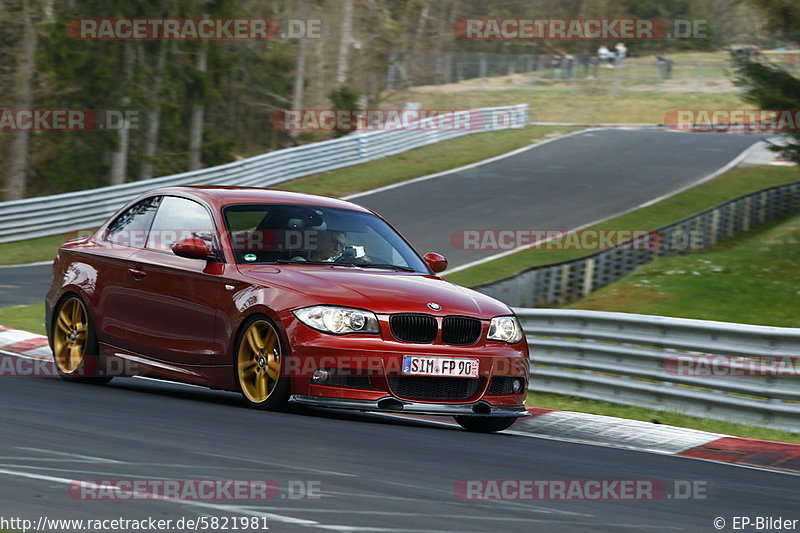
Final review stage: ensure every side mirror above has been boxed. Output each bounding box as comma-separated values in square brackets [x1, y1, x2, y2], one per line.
[423, 252, 448, 273]
[172, 238, 213, 260]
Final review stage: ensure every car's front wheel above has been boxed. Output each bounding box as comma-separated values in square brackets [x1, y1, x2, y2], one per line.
[52, 295, 112, 384]
[454, 416, 517, 433]
[235, 316, 289, 410]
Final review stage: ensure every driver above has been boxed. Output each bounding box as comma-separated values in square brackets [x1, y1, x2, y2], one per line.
[290, 229, 348, 262]
[312, 230, 347, 261]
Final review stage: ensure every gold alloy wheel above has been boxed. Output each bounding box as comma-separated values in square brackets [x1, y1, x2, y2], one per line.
[237, 320, 282, 404]
[53, 297, 89, 374]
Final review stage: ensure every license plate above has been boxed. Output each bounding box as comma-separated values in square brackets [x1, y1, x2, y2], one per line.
[402, 355, 479, 378]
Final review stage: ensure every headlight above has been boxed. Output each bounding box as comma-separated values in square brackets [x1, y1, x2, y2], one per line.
[293, 306, 379, 335]
[487, 316, 523, 344]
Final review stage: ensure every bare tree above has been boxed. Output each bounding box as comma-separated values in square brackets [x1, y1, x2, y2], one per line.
[188, 39, 208, 170]
[108, 98, 132, 185]
[4, 0, 37, 200]
[109, 43, 134, 185]
[139, 43, 169, 180]
[290, 0, 310, 141]
[336, 0, 354, 85]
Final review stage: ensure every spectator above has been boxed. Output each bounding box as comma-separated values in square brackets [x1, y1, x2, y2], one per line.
[656, 56, 674, 80]
[597, 45, 611, 67]
[579, 54, 593, 78]
[615, 42, 627, 67]
[551, 54, 563, 79]
[565, 54, 575, 79]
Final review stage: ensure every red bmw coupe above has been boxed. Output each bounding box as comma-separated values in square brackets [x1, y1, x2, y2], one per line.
[46, 187, 529, 432]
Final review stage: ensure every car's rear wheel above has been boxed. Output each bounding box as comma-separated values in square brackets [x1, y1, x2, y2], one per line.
[52, 295, 112, 384]
[454, 416, 517, 433]
[235, 316, 289, 410]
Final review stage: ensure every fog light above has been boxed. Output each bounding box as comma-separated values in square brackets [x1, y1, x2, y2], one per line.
[512, 378, 524, 393]
[312, 369, 330, 384]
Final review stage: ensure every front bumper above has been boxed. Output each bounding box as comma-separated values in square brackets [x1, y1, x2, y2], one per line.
[289, 395, 530, 418]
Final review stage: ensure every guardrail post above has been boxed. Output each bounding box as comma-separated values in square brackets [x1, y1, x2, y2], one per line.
[558, 263, 571, 305]
[709, 209, 720, 246]
[582, 258, 596, 296]
[357, 134, 368, 159]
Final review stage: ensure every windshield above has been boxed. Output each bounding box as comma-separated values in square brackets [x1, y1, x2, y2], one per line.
[223, 203, 429, 272]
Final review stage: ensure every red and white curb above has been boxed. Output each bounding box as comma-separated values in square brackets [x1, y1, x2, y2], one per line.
[516, 408, 800, 474]
[0, 326, 50, 358]
[1, 325, 798, 473]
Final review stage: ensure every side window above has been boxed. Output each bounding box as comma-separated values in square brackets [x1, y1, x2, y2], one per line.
[146, 196, 217, 252]
[105, 196, 162, 248]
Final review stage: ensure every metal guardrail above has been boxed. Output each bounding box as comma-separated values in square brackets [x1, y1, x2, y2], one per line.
[517, 308, 800, 432]
[0, 104, 529, 243]
[478, 181, 800, 307]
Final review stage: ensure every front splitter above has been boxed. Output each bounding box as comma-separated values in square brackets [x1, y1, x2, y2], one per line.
[289, 395, 529, 418]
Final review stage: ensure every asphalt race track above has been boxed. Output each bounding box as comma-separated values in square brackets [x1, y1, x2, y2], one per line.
[0, 129, 762, 307]
[0, 376, 796, 532]
[353, 129, 763, 267]
[1, 129, 793, 532]
[0, 263, 52, 308]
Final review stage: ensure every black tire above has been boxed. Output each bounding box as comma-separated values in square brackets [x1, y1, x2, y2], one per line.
[454, 416, 517, 433]
[234, 315, 290, 411]
[51, 295, 112, 385]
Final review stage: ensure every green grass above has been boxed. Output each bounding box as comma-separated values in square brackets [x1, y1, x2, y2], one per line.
[401, 89, 746, 125]
[0, 125, 577, 266]
[567, 211, 800, 327]
[445, 165, 800, 287]
[528, 391, 800, 444]
[0, 303, 45, 335]
[0, 233, 67, 266]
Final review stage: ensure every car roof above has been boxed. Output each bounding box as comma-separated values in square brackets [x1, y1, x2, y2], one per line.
[145, 186, 372, 213]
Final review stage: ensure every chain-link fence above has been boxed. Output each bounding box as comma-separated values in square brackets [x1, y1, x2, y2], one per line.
[386, 50, 800, 92]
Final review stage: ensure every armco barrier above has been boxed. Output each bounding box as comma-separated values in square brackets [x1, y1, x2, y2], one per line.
[0, 104, 528, 243]
[477, 181, 800, 307]
[517, 308, 800, 432]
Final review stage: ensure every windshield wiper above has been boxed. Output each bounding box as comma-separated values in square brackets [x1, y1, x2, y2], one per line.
[350, 263, 417, 272]
[271, 259, 335, 265]
[267, 259, 417, 272]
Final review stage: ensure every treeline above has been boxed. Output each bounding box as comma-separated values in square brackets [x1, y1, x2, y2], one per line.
[0, 0, 777, 200]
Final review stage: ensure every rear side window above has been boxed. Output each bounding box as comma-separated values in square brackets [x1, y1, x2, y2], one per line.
[105, 196, 162, 248]
[146, 196, 217, 252]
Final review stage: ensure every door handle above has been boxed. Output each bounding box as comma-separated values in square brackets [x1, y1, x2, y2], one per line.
[128, 267, 147, 281]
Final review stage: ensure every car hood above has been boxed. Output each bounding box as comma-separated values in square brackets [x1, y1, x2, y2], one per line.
[236, 264, 511, 318]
